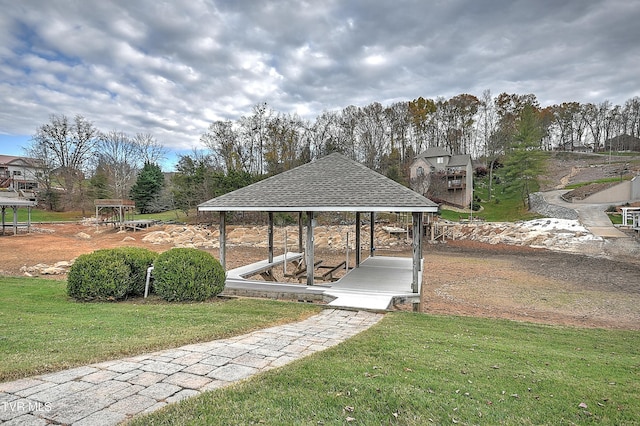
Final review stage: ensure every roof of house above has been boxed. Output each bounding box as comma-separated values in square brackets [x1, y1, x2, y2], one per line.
[448, 154, 471, 167]
[198, 153, 438, 213]
[0, 155, 41, 167]
[415, 147, 451, 159]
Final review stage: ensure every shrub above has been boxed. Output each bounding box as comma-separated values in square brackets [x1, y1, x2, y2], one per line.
[110, 247, 158, 296]
[67, 250, 132, 301]
[153, 248, 226, 302]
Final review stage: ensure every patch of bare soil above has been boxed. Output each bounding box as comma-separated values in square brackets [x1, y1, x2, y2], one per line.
[540, 152, 640, 191]
[422, 240, 640, 330]
[1, 223, 639, 330]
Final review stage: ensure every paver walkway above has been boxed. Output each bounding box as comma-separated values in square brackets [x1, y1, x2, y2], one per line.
[0, 309, 383, 425]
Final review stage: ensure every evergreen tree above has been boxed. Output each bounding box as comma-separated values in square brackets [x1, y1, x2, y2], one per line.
[88, 172, 111, 200]
[130, 162, 164, 214]
[501, 105, 546, 207]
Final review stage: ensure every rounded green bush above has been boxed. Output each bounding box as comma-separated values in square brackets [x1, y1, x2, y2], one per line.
[67, 250, 132, 301]
[110, 247, 158, 296]
[153, 248, 226, 302]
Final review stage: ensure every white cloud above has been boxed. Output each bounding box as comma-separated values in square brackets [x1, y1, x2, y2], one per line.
[0, 0, 638, 157]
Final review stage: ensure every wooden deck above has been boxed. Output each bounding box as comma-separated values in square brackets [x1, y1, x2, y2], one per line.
[323, 256, 421, 310]
[224, 254, 420, 311]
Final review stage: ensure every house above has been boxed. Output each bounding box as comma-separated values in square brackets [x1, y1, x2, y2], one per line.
[604, 134, 640, 152]
[409, 147, 473, 208]
[0, 155, 42, 191]
[555, 142, 593, 153]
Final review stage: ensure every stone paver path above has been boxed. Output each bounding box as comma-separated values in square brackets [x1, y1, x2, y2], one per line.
[0, 309, 382, 425]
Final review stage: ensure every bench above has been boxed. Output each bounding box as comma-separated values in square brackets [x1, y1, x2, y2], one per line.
[316, 261, 347, 282]
[227, 252, 304, 280]
[285, 260, 323, 282]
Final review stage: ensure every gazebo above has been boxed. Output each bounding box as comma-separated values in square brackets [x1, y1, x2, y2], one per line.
[0, 196, 37, 235]
[198, 153, 439, 309]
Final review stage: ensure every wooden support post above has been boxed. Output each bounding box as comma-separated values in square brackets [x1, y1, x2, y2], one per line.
[418, 212, 423, 262]
[412, 211, 421, 294]
[298, 212, 303, 253]
[370, 211, 375, 257]
[306, 211, 314, 286]
[219, 211, 226, 271]
[12, 206, 17, 235]
[268, 211, 274, 263]
[355, 212, 361, 267]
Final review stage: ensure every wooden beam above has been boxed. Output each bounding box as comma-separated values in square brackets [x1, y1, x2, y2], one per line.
[268, 211, 274, 263]
[306, 211, 315, 286]
[355, 212, 361, 267]
[219, 211, 226, 270]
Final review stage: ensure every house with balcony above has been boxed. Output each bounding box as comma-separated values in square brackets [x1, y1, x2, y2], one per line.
[0, 155, 42, 191]
[409, 147, 473, 208]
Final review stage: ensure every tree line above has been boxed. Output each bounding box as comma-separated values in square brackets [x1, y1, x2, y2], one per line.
[26, 114, 167, 212]
[199, 92, 640, 178]
[25, 92, 640, 213]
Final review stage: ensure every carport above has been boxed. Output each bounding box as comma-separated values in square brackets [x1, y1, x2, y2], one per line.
[198, 153, 439, 309]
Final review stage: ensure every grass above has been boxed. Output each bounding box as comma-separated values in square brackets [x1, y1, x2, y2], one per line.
[608, 213, 623, 225]
[137, 209, 189, 222]
[133, 313, 640, 425]
[13, 208, 84, 222]
[12, 208, 188, 223]
[440, 176, 541, 222]
[2, 276, 639, 424]
[0, 276, 320, 382]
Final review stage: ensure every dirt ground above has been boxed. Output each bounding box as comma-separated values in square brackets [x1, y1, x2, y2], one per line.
[2, 223, 639, 331]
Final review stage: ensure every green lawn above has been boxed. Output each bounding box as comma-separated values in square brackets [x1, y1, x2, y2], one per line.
[135, 313, 640, 425]
[0, 277, 320, 382]
[12, 208, 84, 222]
[12, 208, 188, 223]
[2, 276, 639, 424]
[440, 176, 541, 222]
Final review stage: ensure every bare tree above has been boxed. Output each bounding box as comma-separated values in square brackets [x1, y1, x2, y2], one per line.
[201, 120, 248, 172]
[96, 130, 140, 198]
[27, 114, 98, 210]
[133, 133, 167, 165]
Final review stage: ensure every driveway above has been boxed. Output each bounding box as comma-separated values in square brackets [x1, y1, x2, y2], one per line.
[541, 190, 629, 238]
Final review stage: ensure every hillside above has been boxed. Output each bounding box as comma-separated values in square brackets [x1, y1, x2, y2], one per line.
[540, 151, 640, 190]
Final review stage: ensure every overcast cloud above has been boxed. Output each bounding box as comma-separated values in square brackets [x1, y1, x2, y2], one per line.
[1, 0, 639, 159]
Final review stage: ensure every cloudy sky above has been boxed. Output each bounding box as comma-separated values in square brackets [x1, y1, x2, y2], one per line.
[1, 0, 639, 168]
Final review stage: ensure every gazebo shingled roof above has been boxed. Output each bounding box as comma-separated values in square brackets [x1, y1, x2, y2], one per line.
[198, 153, 438, 213]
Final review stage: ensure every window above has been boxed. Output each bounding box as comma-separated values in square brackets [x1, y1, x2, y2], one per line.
[417, 166, 424, 176]
[12, 170, 22, 176]
[437, 157, 444, 164]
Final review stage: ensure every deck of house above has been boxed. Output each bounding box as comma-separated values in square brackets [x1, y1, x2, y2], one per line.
[223, 255, 421, 311]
